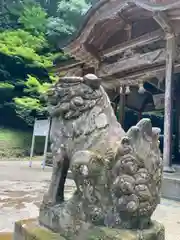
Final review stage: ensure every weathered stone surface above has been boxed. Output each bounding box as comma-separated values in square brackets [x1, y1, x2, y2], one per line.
[13, 219, 65, 240]
[14, 218, 164, 240]
[39, 74, 164, 238]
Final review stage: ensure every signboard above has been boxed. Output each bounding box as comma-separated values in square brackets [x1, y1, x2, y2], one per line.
[29, 118, 51, 169]
[153, 94, 164, 110]
[34, 119, 50, 136]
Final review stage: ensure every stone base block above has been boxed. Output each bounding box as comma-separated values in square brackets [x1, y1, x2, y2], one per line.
[0, 233, 13, 240]
[13, 218, 165, 240]
[13, 219, 65, 240]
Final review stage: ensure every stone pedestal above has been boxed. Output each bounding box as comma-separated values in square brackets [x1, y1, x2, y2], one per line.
[0, 232, 13, 240]
[13, 218, 165, 240]
[13, 219, 65, 240]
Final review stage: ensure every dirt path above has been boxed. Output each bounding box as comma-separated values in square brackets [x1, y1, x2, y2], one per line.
[0, 161, 180, 240]
[0, 161, 75, 232]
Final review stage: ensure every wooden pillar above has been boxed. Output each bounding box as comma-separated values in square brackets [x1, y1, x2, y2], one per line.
[119, 86, 126, 127]
[174, 77, 180, 162]
[163, 35, 175, 172]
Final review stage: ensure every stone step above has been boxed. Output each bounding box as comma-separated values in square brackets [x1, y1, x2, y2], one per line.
[173, 164, 180, 172]
[162, 170, 180, 201]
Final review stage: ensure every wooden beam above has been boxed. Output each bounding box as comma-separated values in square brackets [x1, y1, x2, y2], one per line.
[55, 61, 84, 72]
[101, 29, 164, 58]
[153, 12, 173, 35]
[100, 62, 180, 91]
[147, 78, 165, 92]
[99, 48, 166, 77]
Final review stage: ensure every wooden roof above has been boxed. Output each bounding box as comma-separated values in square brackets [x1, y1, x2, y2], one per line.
[63, 0, 180, 89]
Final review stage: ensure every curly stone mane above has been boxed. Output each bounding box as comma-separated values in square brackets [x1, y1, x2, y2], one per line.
[47, 74, 103, 120]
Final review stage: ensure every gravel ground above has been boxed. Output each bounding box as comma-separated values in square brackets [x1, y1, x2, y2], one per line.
[0, 161, 180, 240]
[0, 161, 75, 232]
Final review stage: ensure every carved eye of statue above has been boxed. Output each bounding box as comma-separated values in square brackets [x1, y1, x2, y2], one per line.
[70, 97, 84, 110]
[72, 97, 84, 106]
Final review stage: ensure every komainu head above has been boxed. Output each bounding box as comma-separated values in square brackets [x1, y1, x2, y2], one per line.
[111, 119, 162, 229]
[46, 74, 104, 120]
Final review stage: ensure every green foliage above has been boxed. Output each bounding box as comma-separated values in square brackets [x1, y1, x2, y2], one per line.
[46, 17, 75, 43]
[0, 127, 32, 157]
[36, 0, 60, 16]
[0, 0, 92, 128]
[18, 4, 47, 35]
[0, 29, 45, 49]
[24, 75, 51, 95]
[13, 74, 52, 125]
[14, 97, 42, 111]
[49, 74, 59, 83]
[13, 96, 44, 125]
[58, 0, 90, 19]
[0, 82, 15, 102]
[47, 0, 91, 45]
[0, 82, 14, 90]
[0, 29, 52, 67]
[0, 127, 45, 157]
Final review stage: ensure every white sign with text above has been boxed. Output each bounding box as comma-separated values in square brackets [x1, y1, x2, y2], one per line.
[29, 118, 51, 169]
[33, 119, 50, 136]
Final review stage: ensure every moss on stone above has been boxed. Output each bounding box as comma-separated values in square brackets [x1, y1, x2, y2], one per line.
[85, 222, 164, 240]
[86, 227, 138, 240]
[86, 228, 106, 240]
[31, 227, 66, 240]
[14, 218, 66, 240]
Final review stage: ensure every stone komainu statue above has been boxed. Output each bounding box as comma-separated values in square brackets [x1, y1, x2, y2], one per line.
[39, 74, 163, 238]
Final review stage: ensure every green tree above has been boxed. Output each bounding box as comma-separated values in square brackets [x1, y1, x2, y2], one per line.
[14, 75, 52, 125]
[18, 3, 47, 35]
[36, 0, 60, 16]
[0, 0, 92, 127]
[0, 29, 52, 67]
[46, 0, 91, 46]
[0, 2, 53, 126]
